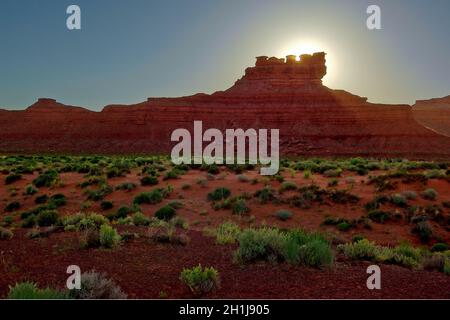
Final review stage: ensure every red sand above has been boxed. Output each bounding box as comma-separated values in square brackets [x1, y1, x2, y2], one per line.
[1, 168, 449, 298]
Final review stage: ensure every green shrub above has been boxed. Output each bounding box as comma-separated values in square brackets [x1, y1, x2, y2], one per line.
[402, 191, 417, 200]
[367, 210, 391, 223]
[279, 181, 297, 192]
[5, 201, 20, 212]
[49, 193, 67, 207]
[7, 282, 69, 299]
[283, 230, 333, 268]
[36, 210, 59, 227]
[254, 187, 274, 203]
[339, 240, 422, 269]
[141, 175, 159, 186]
[110, 206, 133, 220]
[3, 215, 13, 225]
[21, 215, 36, 228]
[422, 188, 438, 201]
[352, 235, 365, 243]
[337, 221, 352, 232]
[180, 265, 220, 296]
[100, 201, 113, 211]
[35, 194, 48, 204]
[431, 243, 449, 252]
[154, 205, 176, 221]
[167, 200, 183, 209]
[5, 173, 22, 185]
[323, 169, 341, 178]
[237, 174, 250, 183]
[0, 227, 13, 240]
[85, 184, 113, 201]
[132, 212, 150, 226]
[234, 228, 286, 263]
[33, 170, 59, 188]
[422, 253, 450, 275]
[232, 199, 250, 215]
[24, 184, 38, 195]
[412, 221, 433, 243]
[181, 183, 191, 190]
[207, 187, 231, 201]
[163, 169, 180, 180]
[133, 189, 163, 205]
[215, 222, 240, 245]
[99, 224, 121, 248]
[391, 194, 408, 207]
[68, 271, 127, 299]
[64, 212, 109, 231]
[329, 190, 360, 204]
[115, 182, 136, 191]
[275, 210, 293, 221]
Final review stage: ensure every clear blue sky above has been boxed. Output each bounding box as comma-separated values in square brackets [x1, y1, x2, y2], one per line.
[1, 0, 449, 110]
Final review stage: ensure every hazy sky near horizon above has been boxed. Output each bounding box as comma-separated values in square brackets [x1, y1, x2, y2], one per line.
[1, 0, 449, 110]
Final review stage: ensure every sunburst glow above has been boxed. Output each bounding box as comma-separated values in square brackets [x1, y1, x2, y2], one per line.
[278, 40, 337, 86]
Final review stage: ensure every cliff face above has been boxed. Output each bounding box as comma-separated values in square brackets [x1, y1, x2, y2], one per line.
[413, 95, 450, 137]
[1, 52, 450, 158]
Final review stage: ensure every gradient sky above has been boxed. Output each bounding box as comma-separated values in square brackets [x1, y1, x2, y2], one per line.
[1, 0, 449, 110]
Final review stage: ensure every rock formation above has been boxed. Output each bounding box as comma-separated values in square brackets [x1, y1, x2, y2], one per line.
[1, 52, 450, 159]
[413, 95, 450, 137]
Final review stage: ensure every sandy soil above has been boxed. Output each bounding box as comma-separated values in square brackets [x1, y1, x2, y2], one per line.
[0, 167, 449, 298]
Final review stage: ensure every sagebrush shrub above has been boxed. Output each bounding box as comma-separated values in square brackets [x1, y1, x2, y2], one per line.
[431, 243, 449, 252]
[132, 212, 150, 226]
[422, 188, 438, 201]
[79, 227, 101, 248]
[5, 201, 20, 212]
[7, 282, 68, 299]
[412, 221, 433, 243]
[279, 181, 297, 192]
[154, 205, 176, 221]
[338, 240, 422, 269]
[207, 187, 231, 201]
[232, 199, 250, 215]
[49, 193, 67, 207]
[254, 187, 275, 204]
[0, 227, 13, 240]
[367, 210, 391, 223]
[234, 228, 285, 263]
[133, 189, 163, 205]
[215, 222, 240, 245]
[36, 210, 59, 227]
[33, 170, 59, 188]
[140, 176, 158, 186]
[35, 194, 48, 204]
[115, 182, 136, 191]
[24, 184, 38, 195]
[234, 227, 333, 268]
[180, 265, 220, 296]
[275, 210, 293, 221]
[69, 271, 127, 299]
[5, 173, 22, 185]
[100, 201, 113, 211]
[99, 224, 121, 248]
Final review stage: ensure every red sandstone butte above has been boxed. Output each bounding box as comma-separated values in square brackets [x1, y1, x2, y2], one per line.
[0, 52, 450, 158]
[413, 95, 450, 138]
